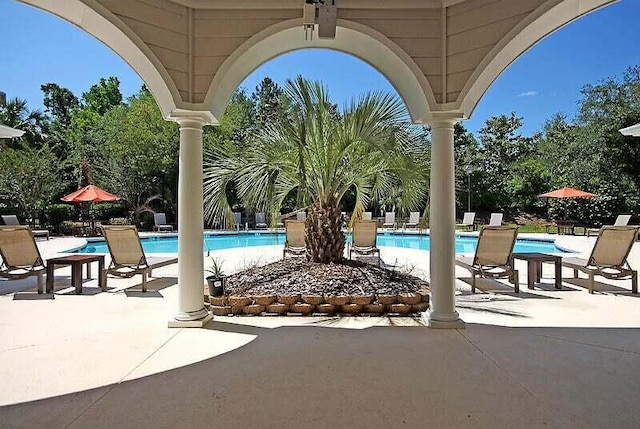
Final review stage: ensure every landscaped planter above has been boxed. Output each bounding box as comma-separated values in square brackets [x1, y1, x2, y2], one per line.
[207, 292, 429, 317]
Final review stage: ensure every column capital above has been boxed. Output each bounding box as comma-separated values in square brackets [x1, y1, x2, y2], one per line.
[425, 111, 464, 128]
[168, 109, 216, 128]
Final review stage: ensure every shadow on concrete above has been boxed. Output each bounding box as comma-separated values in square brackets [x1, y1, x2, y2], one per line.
[563, 278, 640, 296]
[2, 323, 640, 429]
[106, 277, 177, 295]
[458, 278, 556, 299]
[12, 292, 55, 300]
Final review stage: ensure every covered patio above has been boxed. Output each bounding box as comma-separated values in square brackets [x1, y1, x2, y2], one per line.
[18, 0, 617, 328]
[2, 234, 640, 428]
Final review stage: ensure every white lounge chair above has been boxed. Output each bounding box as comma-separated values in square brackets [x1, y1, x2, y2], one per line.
[232, 211, 242, 231]
[586, 214, 632, 237]
[1, 215, 49, 240]
[456, 212, 476, 231]
[382, 212, 396, 230]
[255, 212, 268, 229]
[405, 212, 420, 230]
[489, 213, 503, 226]
[152, 213, 173, 232]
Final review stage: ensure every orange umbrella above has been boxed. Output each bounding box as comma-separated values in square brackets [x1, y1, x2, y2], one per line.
[538, 187, 596, 199]
[61, 185, 120, 202]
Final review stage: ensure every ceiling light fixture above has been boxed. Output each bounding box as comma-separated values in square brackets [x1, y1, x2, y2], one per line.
[303, 0, 337, 41]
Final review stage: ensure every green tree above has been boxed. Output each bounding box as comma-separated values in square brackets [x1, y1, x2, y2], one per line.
[0, 145, 62, 224]
[83, 77, 123, 115]
[251, 77, 284, 127]
[93, 88, 180, 225]
[203, 77, 428, 263]
[474, 113, 534, 210]
[41, 83, 79, 127]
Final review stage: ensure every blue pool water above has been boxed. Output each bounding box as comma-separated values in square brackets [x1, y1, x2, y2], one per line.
[76, 232, 568, 254]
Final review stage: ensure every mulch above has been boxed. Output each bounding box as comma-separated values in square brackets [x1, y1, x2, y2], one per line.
[223, 258, 429, 297]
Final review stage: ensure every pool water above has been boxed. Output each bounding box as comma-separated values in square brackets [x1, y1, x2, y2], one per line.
[76, 232, 568, 254]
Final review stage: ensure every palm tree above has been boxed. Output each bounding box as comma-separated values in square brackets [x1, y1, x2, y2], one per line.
[203, 77, 428, 263]
[0, 98, 48, 149]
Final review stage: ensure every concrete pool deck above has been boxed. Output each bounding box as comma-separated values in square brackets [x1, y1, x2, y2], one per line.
[1, 232, 640, 428]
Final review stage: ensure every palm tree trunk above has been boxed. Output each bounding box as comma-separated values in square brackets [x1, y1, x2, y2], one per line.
[305, 195, 345, 263]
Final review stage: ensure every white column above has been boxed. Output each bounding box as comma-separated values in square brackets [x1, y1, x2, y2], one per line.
[424, 117, 465, 329]
[168, 113, 212, 327]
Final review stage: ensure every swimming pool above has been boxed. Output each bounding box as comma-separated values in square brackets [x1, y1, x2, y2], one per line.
[76, 232, 569, 254]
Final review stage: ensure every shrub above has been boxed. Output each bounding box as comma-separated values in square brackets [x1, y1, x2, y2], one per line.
[47, 204, 73, 232]
[92, 202, 126, 221]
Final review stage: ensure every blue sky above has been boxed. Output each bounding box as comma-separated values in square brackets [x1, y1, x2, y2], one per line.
[1, 0, 639, 137]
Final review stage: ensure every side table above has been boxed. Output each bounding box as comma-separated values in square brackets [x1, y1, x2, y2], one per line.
[513, 252, 562, 290]
[46, 255, 106, 294]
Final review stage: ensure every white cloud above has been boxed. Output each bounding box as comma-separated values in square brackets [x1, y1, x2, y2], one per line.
[517, 90, 539, 97]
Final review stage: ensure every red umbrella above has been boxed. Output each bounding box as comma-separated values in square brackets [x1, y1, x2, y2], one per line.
[61, 185, 120, 202]
[538, 187, 596, 199]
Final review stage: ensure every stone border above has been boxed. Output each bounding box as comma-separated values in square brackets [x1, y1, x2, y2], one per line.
[208, 292, 429, 316]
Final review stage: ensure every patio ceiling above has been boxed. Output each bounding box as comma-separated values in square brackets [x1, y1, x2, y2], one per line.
[21, 0, 616, 124]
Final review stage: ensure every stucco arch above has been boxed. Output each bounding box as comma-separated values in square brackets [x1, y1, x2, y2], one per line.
[21, 0, 180, 119]
[458, 0, 613, 117]
[205, 19, 438, 124]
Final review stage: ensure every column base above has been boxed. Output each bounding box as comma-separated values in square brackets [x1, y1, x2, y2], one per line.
[422, 310, 466, 329]
[168, 308, 212, 328]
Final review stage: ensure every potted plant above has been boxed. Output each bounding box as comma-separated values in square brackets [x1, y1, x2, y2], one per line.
[205, 257, 225, 297]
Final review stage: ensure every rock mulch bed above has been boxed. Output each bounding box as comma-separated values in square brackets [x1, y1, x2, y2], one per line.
[207, 258, 429, 316]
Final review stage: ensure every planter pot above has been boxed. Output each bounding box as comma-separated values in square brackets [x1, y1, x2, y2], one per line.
[206, 276, 225, 297]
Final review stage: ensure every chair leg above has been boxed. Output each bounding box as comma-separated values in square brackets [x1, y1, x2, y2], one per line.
[142, 272, 147, 293]
[588, 272, 594, 294]
[632, 271, 638, 294]
[471, 273, 476, 293]
[513, 270, 519, 293]
[37, 273, 44, 294]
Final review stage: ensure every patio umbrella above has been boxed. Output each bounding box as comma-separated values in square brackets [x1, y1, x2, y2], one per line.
[538, 187, 596, 229]
[61, 185, 120, 203]
[619, 122, 640, 137]
[0, 124, 25, 139]
[61, 185, 121, 235]
[538, 187, 596, 199]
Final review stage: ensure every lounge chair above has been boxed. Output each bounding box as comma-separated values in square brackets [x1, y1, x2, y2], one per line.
[233, 211, 242, 231]
[456, 212, 476, 231]
[1, 215, 49, 240]
[283, 220, 306, 258]
[562, 225, 638, 294]
[152, 213, 173, 232]
[489, 213, 503, 226]
[586, 214, 632, 237]
[349, 220, 380, 265]
[0, 225, 46, 293]
[102, 225, 177, 292]
[362, 212, 372, 221]
[382, 212, 396, 230]
[405, 212, 420, 230]
[296, 211, 307, 221]
[255, 213, 268, 229]
[455, 225, 519, 293]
